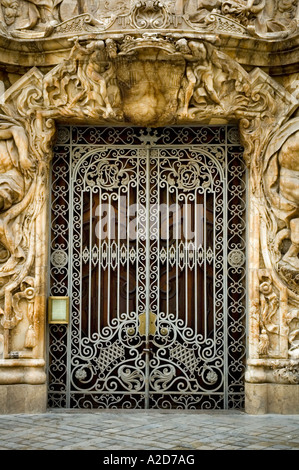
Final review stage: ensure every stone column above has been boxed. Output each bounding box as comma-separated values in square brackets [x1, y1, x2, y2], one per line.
[0, 77, 52, 413]
[0, 159, 49, 414]
[245, 118, 299, 414]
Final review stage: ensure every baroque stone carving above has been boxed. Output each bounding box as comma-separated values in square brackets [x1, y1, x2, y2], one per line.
[0, 0, 64, 37]
[0, 0, 298, 40]
[262, 119, 299, 298]
[0, 25, 298, 396]
[286, 308, 299, 358]
[0, 0, 39, 31]
[40, 34, 298, 135]
[250, 115, 299, 364]
[192, 0, 299, 38]
[0, 116, 39, 356]
[256, 270, 279, 357]
[44, 38, 122, 119]
[271, 362, 299, 384]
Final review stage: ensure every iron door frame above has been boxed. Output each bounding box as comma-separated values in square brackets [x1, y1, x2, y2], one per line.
[47, 125, 247, 410]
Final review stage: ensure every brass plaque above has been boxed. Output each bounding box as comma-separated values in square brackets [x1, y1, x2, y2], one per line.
[138, 312, 156, 336]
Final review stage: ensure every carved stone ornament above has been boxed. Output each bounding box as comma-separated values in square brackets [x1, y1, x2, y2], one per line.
[0, 0, 298, 40]
[262, 119, 299, 298]
[272, 364, 299, 384]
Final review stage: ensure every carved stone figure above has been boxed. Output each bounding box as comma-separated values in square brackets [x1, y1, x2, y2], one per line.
[184, 0, 222, 23]
[277, 132, 299, 270]
[1, 0, 20, 26]
[176, 39, 254, 122]
[221, 0, 298, 37]
[0, 0, 64, 35]
[0, 0, 296, 40]
[177, 41, 222, 117]
[183, 0, 298, 38]
[257, 270, 279, 356]
[262, 0, 298, 32]
[69, 39, 114, 115]
[0, 117, 33, 275]
[264, 128, 299, 275]
[26, 0, 62, 25]
[0, 0, 39, 30]
[44, 39, 122, 119]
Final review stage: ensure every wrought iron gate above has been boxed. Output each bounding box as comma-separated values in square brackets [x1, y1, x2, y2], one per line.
[48, 125, 247, 410]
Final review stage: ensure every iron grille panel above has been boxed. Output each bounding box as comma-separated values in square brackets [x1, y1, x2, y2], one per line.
[48, 125, 247, 410]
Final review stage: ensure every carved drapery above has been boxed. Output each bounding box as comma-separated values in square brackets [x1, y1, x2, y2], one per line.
[0, 31, 298, 388]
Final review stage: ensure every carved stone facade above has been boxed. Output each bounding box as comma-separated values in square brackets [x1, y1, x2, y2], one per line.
[0, 0, 299, 414]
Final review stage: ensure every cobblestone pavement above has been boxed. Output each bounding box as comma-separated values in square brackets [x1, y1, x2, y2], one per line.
[0, 409, 298, 451]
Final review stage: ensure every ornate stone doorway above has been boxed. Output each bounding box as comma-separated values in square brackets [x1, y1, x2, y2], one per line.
[48, 124, 247, 409]
[0, 6, 299, 413]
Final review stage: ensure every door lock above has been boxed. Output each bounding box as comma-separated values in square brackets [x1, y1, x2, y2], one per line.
[142, 348, 153, 354]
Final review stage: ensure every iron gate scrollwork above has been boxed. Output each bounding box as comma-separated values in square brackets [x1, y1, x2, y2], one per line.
[48, 125, 247, 410]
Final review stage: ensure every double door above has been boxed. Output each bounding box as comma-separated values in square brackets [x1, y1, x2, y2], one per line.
[48, 126, 246, 409]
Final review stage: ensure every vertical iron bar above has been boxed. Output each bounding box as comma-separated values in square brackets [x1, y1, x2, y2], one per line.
[195, 187, 198, 336]
[222, 127, 228, 410]
[204, 191, 207, 338]
[117, 189, 120, 320]
[176, 186, 179, 319]
[126, 180, 130, 320]
[107, 195, 111, 325]
[98, 188, 102, 332]
[136, 152, 139, 325]
[88, 189, 92, 337]
[145, 147, 151, 410]
[166, 181, 169, 319]
[185, 195, 188, 326]
[66, 126, 73, 408]
[157, 150, 160, 342]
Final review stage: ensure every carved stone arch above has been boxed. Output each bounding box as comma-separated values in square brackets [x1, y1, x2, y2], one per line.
[0, 35, 299, 413]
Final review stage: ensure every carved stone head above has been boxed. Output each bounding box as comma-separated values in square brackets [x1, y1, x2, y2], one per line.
[1, 0, 19, 25]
